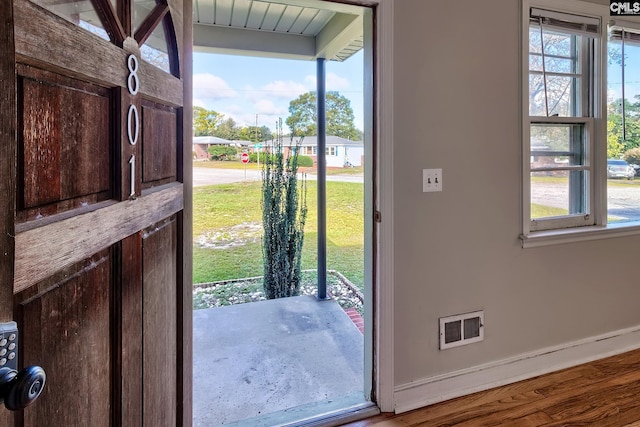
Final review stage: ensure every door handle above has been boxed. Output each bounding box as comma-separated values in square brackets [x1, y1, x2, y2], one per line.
[0, 365, 45, 410]
[0, 322, 45, 410]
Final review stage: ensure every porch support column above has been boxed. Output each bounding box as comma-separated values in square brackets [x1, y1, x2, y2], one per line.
[316, 58, 328, 300]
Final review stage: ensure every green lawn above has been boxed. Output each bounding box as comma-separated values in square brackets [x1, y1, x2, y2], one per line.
[194, 160, 261, 170]
[531, 203, 568, 219]
[531, 175, 640, 187]
[193, 179, 365, 289]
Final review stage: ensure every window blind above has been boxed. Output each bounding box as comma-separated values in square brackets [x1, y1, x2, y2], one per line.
[610, 28, 640, 45]
[530, 7, 600, 36]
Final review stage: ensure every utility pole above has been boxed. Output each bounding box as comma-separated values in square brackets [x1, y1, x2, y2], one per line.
[255, 114, 259, 171]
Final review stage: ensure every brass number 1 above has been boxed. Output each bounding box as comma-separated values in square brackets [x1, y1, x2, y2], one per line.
[128, 155, 135, 197]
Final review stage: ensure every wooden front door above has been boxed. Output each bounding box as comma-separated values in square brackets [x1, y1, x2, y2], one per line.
[0, 0, 192, 425]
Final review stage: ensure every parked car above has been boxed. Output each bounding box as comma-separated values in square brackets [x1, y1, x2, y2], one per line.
[607, 159, 635, 180]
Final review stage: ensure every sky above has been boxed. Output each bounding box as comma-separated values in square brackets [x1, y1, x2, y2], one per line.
[192, 50, 364, 134]
[609, 41, 640, 102]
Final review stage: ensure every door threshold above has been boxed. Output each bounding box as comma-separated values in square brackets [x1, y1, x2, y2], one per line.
[222, 394, 378, 427]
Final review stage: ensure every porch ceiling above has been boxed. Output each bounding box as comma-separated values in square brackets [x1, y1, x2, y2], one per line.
[192, 0, 365, 61]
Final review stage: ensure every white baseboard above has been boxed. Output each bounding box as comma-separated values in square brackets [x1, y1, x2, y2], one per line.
[394, 325, 640, 414]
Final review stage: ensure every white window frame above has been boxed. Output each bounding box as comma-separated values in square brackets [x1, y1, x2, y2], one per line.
[521, 0, 614, 247]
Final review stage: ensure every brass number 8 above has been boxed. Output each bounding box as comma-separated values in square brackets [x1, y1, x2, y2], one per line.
[127, 55, 139, 95]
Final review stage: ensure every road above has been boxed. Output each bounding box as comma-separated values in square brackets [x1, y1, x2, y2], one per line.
[193, 166, 364, 187]
[532, 180, 640, 222]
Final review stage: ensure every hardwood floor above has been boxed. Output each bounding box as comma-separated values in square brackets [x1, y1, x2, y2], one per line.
[342, 348, 640, 426]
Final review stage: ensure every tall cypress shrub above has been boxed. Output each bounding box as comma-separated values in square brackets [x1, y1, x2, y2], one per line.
[261, 120, 308, 299]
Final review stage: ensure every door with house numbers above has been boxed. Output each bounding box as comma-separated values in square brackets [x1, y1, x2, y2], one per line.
[0, 0, 192, 425]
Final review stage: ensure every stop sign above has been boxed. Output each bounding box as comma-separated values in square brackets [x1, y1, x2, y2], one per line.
[241, 152, 249, 164]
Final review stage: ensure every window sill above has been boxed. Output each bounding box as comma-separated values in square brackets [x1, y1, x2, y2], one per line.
[521, 222, 640, 248]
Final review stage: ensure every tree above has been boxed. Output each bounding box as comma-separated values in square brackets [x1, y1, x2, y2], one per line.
[215, 117, 240, 140]
[608, 96, 640, 158]
[238, 125, 272, 142]
[259, 125, 273, 141]
[193, 106, 222, 136]
[528, 28, 577, 117]
[207, 145, 238, 161]
[286, 91, 360, 140]
[261, 119, 307, 299]
[608, 119, 624, 160]
[624, 147, 640, 165]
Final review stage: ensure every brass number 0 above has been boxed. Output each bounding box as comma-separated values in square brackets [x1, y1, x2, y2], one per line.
[127, 105, 139, 146]
[127, 54, 139, 197]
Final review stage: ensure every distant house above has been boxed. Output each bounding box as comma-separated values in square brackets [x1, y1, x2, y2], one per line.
[194, 134, 364, 167]
[192, 136, 251, 160]
[287, 136, 364, 168]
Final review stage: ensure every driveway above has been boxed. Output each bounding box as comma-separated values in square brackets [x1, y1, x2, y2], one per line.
[193, 167, 261, 186]
[193, 166, 364, 187]
[532, 180, 640, 222]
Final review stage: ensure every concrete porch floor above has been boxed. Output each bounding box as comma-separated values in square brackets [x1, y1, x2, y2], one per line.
[193, 295, 367, 426]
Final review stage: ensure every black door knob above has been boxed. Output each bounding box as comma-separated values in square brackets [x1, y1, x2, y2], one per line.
[0, 366, 46, 410]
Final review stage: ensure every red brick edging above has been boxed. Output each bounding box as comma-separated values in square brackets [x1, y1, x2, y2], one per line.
[344, 308, 364, 334]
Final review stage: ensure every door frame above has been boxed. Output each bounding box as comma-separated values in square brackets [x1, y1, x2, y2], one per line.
[180, 0, 194, 424]
[372, 0, 394, 413]
[0, 0, 16, 326]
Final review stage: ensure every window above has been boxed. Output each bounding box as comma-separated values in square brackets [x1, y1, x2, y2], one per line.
[326, 146, 336, 156]
[521, 1, 640, 246]
[607, 23, 640, 223]
[524, 2, 603, 235]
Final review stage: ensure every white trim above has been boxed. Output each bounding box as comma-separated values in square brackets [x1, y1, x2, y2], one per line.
[521, 221, 640, 247]
[394, 324, 640, 414]
[522, 0, 531, 235]
[375, 0, 395, 413]
[595, 5, 609, 227]
[362, 3, 374, 405]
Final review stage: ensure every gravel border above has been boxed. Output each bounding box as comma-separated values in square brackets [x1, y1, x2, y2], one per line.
[193, 269, 364, 314]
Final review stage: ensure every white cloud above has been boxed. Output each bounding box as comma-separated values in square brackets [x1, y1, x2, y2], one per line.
[304, 72, 351, 91]
[232, 113, 258, 128]
[225, 104, 245, 115]
[192, 98, 207, 108]
[193, 73, 237, 99]
[259, 80, 308, 100]
[254, 99, 287, 116]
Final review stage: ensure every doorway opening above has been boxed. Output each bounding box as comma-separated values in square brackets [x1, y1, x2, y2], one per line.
[190, 1, 375, 425]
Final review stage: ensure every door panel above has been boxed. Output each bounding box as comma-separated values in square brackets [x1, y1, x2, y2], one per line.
[3, 0, 192, 425]
[17, 250, 112, 426]
[18, 64, 112, 218]
[143, 218, 178, 427]
[121, 232, 143, 426]
[142, 101, 178, 186]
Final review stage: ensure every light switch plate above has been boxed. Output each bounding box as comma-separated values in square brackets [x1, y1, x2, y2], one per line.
[423, 168, 442, 192]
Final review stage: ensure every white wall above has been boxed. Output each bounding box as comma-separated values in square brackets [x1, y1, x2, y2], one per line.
[389, 0, 640, 409]
[343, 146, 363, 167]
